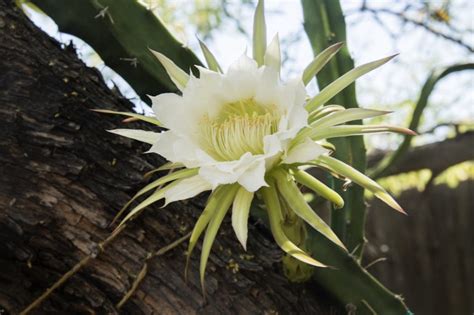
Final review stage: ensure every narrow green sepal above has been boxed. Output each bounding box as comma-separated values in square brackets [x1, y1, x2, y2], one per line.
[199, 185, 239, 295]
[306, 54, 398, 111]
[302, 42, 343, 85]
[252, 0, 267, 66]
[197, 37, 222, 73]
[315, 156, 406, 214]
[292, 169, 344, 209]
[92, 109, 162, 126]
[149, 48, 189, 90]
[261, 183, 326, 267]
[272, 169, 346, 250]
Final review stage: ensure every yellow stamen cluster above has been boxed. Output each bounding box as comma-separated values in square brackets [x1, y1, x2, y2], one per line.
[199, 99, 280, 161]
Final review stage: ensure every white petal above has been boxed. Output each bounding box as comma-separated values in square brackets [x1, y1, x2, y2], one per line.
[255, 66, 280, 106]
[148, 131, 214, 168]
[232, 187, 254, 250]
[108, 129, 160, 145]
[150, 93, 184, 130]
[223, 55, 259, 102]
[263, 134, 283, 156]
[163, 175, 212, 206]
[237, 159, 268, 192]
[264, 34, 281, 73]
[283, 138, 329, 164]
[199, 153, 255, 188]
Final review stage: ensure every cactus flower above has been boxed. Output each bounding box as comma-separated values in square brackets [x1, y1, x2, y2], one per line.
[96, 0, 414, 291]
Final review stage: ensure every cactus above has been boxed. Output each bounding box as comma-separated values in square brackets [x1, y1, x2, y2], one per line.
[31, 0, 202, 102]
[301, 0, 410, 313]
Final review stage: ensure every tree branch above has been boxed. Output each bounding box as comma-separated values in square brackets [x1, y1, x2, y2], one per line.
[368, 132, 474, 177]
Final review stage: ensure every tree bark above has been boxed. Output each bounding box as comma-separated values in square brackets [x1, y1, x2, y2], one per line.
[368, 131, 474, 177]
[0, 2, 340, 314]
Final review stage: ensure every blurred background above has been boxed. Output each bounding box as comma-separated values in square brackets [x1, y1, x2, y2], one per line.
[20, 0, 473, 313]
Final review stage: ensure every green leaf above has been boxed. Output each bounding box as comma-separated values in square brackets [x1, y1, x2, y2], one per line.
[292, 169, 344, 209]
[252, 0, 267, 66]
[302, 42, 343, 86]
[272, 169, 346, 249]
[306, 55, 397, 112]
[92, 109, 162, 126]
[260, 184, 326, 267]
[200, 185, 239, 293]
[197, 37, 222, 73]
[315, 156, 405, 214]
[150, 49, 189, 91]
[231, 187, 254, 250]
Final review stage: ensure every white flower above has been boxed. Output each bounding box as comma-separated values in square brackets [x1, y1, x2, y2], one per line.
[97, 0, 415, 290]
[148, 55, 319, 193]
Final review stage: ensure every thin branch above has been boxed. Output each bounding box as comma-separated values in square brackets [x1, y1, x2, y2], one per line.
[364, 257, 387, 270]
[20, 224, 127, 315]
[361, 7, 474, 52]
[116, 232, 192, 309]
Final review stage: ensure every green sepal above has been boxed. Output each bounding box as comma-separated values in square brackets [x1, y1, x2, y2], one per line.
[92, 109, 162, 126]
[111, 168, 198, 225]
[292, 169, 344, 209]
[252, 0, 267, 66]
[272, 169, 346, 250]
[199, 184, 239, 294]
[315, 156, 405, 214]
[260, 183, 326, 268]
[302, 42, 343, 85]
[305, 54, 397, 112]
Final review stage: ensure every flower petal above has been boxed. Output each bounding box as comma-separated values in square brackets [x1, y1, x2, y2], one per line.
[283, 137, 329, 164]
[148, 131, 214, 168]
[238, 159, 268, 192]
[163, 174, 212, 206]
[264, 33, 281, 73]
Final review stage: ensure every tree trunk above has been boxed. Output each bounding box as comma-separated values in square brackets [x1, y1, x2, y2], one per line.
[0, 2, 340, 314]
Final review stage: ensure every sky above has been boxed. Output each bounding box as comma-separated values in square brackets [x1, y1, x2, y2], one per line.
[23, 0, 474, 151]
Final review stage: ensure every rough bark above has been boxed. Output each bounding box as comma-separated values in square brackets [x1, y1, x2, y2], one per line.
[368, 131, 474, 177]
[365, 181, 474, 315]
[0, 2, 340, 314]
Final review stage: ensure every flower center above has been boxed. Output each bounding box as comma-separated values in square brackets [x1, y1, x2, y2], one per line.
[198, 98, 281, 161]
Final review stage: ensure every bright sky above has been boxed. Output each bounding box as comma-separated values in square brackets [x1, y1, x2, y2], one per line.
[24, 0, 474, 151]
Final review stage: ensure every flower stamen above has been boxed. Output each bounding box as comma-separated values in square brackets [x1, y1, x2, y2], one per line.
[199, 99, 280, 161]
